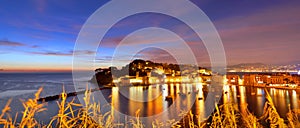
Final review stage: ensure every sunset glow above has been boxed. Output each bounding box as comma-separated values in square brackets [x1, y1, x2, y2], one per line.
[1, 1, 300, 71]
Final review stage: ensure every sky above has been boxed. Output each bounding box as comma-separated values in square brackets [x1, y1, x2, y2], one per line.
[0, 0, 300, 72]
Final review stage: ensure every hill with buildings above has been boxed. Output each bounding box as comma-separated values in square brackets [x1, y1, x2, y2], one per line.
[227, 63, 300, 72]
[92, 59, 211, 86]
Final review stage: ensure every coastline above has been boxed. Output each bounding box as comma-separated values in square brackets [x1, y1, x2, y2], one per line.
[37, 82, 300, 103]
[228, 84, 300, 90]
[37, 86, 112, 102]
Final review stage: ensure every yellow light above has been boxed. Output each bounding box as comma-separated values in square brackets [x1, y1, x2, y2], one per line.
[238, 79, 243, 85]
[223, 77, 228, 84]
[113, 79, 119, 83]
[130, 79, 143, 83]
[170, 79, 174, 82]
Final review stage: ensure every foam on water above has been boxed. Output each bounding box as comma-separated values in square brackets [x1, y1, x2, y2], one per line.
[0, 89, 37, 98]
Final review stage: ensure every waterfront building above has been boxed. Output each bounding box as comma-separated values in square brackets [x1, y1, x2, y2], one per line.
[225, 74, 240, 85]
[242, 73, 299, 88]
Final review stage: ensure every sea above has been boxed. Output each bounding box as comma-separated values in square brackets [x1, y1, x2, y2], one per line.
[0, 72, 85, 124]
[0, 72, 75, 98]
[0, 72, 300, 126]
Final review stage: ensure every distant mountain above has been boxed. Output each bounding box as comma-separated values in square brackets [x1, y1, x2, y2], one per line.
[286, 61, 300, 65]
[228, 62, 300, 72]
[228, 63, 267, 68]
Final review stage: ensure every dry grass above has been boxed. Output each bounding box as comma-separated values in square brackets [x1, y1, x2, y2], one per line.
[1, 87, 300, 128]
[47, 86, 115, 128]
[259, 90, 287, 127]
[241, 105, 263, 128]
[286, 105, 300, 128]
[208, 90, 241, 128]
[0, 88, 47, 128]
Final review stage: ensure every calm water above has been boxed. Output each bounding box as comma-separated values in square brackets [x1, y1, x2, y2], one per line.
[94, 84, 300, 123]
[0, 73, 300, 125]
[0, 72, 81, 123]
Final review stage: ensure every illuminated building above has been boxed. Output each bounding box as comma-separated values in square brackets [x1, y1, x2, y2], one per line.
[225, 75, 240, 85]
[243, 73, 299, 88]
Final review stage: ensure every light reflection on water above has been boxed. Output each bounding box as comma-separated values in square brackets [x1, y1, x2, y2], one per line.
[102, 84, 300, 121]
[2, 83, 300, 125]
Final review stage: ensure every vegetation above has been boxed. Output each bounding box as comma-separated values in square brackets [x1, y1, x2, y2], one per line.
[92, 59, 211, 86]
[1, 87, 300, 128]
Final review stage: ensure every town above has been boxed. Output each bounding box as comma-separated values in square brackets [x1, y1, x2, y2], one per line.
[92, 59, 300, 89]
[226, 72, 300, 89]
[92, 59, 212, 86]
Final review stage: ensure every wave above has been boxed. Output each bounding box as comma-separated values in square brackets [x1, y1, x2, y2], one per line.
[0, 89, 37, 98]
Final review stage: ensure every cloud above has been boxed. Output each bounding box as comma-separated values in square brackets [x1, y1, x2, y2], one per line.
[211, 3, 300, 65]
[29, 50, 95, 56]
[136, 48, 177, 63]
[73, 50, 96, 55]
[31, 45, 40, 48]
[6, 14, 81, 36]
[0, 39, 41, 49]
[30, 51, 73, 56]
[0, 40, 26, 47]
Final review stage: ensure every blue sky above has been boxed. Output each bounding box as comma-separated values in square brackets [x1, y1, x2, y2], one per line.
[0, 0, 300, 71]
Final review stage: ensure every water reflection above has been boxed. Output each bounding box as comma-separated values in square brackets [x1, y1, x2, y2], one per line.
[100, 84, 300, 121]
[239, 86, 247, 114]
[292, 90, 298, 109]
[195, 83, 205, 120]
